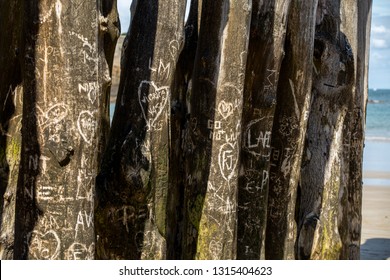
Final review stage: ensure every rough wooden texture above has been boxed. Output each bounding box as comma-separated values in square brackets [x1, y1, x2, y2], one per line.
[95, 0, 186, 259]
[99, 0, 121, 163]
[183, 0, 251, 260]
[265, 0, 318, 260]
[338, 0, 372, 260]
[237, 0, 290, 260]
[12, 0, 117, 260]
[0, 0, 24, 260]
[0, 0, 372, 261]
[297, 0, 355, 259]
[168, 0, 201, 260]
[348, 0, 371, 259]
[338, 0, 358, 260]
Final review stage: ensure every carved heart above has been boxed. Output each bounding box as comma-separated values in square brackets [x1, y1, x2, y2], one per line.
[218, 142, 239, 181]
[45, 103, 69, 125]
[28, 230, 60, 260]
[218, 101, 234, 119]
[138, 81, 169, 130]
[209, 240, 223, 259]
[169, 39, 180, 58]
[77, 110, 96, 145]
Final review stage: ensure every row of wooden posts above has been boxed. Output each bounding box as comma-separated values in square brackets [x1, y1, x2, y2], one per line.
[0, 0, 371, 259]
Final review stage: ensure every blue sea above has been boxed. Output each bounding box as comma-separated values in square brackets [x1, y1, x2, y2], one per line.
[364, 89, 390, 187]
[109, 103, 116, 123]
[366, 89, 390, 142]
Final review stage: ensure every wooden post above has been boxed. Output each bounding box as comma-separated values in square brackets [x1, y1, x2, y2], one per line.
[168, 0, 201, 260]
[95, 0, 186, 259]
[0, 0, 372, 261]
[0, 0, 24, 260]
[266, 0, 318, 260]
[338, 0, 372, 260]
[99, 0, 121, 162]
[13, 0, 118, 259]
[182, 0, 252, 260]
[237, 0, 291, 260]
[345, 0, 372, 259]
[296, 0, 355, 259]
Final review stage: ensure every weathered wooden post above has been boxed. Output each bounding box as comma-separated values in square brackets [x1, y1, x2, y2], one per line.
[338, 0, 372, 260]
[1, 0, 373, 261]
[266, 0, 318, 260]
[12, 0, 119, 259]
[0, 0, 24, 260]
[95, 0, 186, 259]
[182, 0, 252, 260]
[99, 0, 121, 161]
[168, 0, 202, 260]
[297, 0, 355, 259]
[237, 0, 291, 260]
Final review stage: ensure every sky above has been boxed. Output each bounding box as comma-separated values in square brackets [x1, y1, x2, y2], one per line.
[117, 0, 390, 89]
[370, 0, 390, 89]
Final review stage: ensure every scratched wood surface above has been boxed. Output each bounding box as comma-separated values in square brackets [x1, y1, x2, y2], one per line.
[265, 0, 318, 260]
[182, 0, 251, 260]
[237, 0, 290, 260]
[95, 0, 186, 260]
[297, 0, 355, 259]
[338, 0, 372, 260]
[0, 0, 24, 260]
[9, 0, 119, 260]
[168, 0, 201, 260]
[0, 0, 372, 260]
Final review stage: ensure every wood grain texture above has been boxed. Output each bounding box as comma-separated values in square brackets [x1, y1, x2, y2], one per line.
[95, 0, 186, 259]
[266, 0, 318, 260]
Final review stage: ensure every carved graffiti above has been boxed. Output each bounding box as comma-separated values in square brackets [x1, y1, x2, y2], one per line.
[244, 118, 272, 157]
[78, 82, 98, 104]
[65, 242, 94, 260]
[209, 240, 223, 260]
[74, 210, 94, 238]
[28, 230, 61, 260]
[217, 101, 234, 120]
[218, 142, 238, 181]
[77, 110, 96, 145]
[36, 103, 69, 134]
[138, 81, 169, 130]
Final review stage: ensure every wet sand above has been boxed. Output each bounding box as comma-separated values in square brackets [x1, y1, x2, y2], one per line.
[361, 140, 390, 260]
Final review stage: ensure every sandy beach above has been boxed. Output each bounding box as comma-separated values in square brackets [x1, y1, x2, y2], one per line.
[361, 140, 390, 260]
[361, 184, 390, 260]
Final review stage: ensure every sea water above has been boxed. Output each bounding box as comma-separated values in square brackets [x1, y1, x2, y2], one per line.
[366, 89, 390, 141]
[110, 103, 116, 123]
[364, 89, 390, 186]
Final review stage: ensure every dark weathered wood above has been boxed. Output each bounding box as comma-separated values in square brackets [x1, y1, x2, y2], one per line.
[99, 0, 121, 163]
[95, 0, 186, 259]
[182, 0, 251, 260]
[297, 0, 355, 259]
[346, 0, 371, 260]
[266, 0, 318, 260]
[167, 0, 201, 260]
[13, 0, 117, 260]
[0, 0, 24, 260]
[336, 0, 357, 260]
[237, 0, 290, 260]
[338, 0, 372, 260]
[0, 0, 372, 261]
